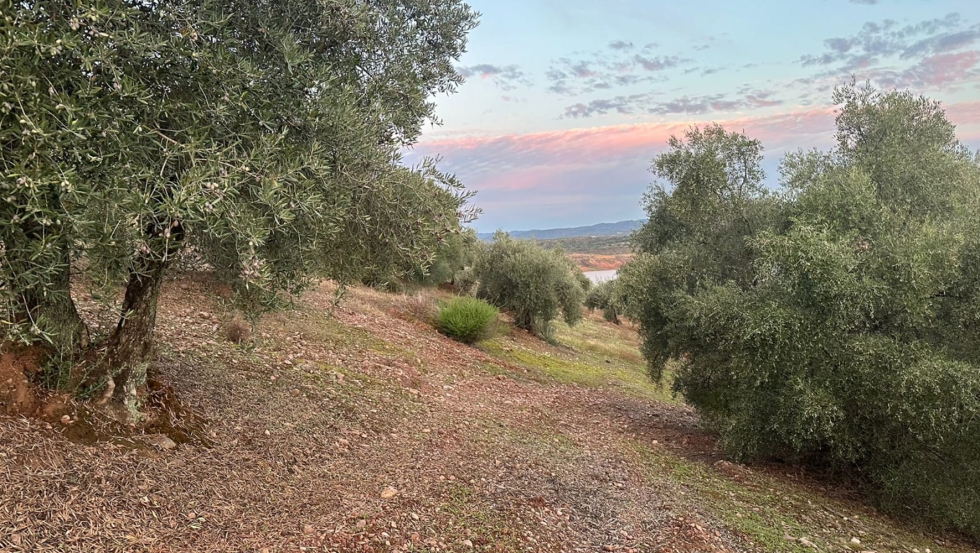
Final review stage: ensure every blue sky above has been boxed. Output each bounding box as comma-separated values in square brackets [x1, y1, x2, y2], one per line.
[404, 0, 980, 232]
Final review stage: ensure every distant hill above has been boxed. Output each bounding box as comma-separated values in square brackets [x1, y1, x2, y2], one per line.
[478, 220, 644, 241]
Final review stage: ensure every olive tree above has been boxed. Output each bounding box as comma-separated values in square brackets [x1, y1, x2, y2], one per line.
[620, 124, 783, 379]
[0, 0, 478, 416]
[621, 85, 980, 537]
[475, 232, 586, 336]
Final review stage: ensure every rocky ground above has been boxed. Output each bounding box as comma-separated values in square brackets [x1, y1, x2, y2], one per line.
[1, 275, 976, 553]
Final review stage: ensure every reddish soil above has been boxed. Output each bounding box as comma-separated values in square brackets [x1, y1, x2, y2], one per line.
[0, 346, 42, 416]
[569, 254, 633, 272]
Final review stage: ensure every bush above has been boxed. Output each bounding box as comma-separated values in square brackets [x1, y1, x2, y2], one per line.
[474, 233, 587, 336]
[436, 297, 498, 344]
[622, 85, 980, 538]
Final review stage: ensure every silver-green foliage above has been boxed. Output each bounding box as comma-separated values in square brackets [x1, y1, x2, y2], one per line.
[410, 227, 480, 288]
[436, 296, 497, 344]
[475, 232, 586, 336]
[620, 85, 980, 537]
[0, 0, 478, 404]
[585, 279, 622, 323]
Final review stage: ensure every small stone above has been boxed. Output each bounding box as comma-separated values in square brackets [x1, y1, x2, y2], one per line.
[187, 512, 197, 520]
[146, 434, 178, 450]
[850, 537, 861, 545]
[381, 486, 398, 499]
[60, 415, 71, 424]
[338, 438, 350, 447]
[462, 539, 473, 548]
[411, 512, 420, 521]
[291, 388, 301, 397]
[799, 537, 817, 549]
[303, 524, 314, 534]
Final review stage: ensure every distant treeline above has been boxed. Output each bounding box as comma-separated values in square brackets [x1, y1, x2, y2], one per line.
[537, 235, 632, 256]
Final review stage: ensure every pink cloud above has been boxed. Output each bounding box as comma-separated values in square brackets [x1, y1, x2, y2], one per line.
[413, 108, 837, 185]
[905, 51, 980, 87]
[405, 100, 980, 227]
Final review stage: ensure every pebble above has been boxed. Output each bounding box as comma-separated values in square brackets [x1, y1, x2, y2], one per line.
[799, 537, 817, 549]
[146, 434, 178, 450]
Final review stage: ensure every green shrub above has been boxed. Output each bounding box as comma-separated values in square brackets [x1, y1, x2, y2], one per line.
[622, 85, 980, 538]
[474, 233, 587, 336]
[437, 297, 499, 344]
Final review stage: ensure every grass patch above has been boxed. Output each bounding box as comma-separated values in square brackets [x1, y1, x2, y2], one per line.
[431, 482, 526, 551]
[553, 317, 644, 365]
[631, 442, 965, 553]
[478, 329, 675, 403]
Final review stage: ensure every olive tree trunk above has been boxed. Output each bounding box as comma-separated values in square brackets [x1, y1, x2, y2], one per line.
[98, 257, 168, 418]
[18, 250, 88, 357]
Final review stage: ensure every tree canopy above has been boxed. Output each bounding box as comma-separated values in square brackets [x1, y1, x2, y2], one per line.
[0, 0, 478, 414]
[620, 84, 980, 537]
[475, 232, 587, 337]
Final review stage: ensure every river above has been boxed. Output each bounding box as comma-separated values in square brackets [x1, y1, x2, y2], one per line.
[583, 269, 617, 283]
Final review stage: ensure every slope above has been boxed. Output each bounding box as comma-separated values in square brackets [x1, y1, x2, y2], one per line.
[0, 276, 975, 553]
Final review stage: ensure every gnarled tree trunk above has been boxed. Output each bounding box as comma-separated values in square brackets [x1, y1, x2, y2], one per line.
[19, 249, 88, 358]
[98, 257, 168, 418]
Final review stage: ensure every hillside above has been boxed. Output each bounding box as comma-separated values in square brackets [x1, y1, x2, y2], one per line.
[1, 276, 975, 552]
[478, 220, 644, 241]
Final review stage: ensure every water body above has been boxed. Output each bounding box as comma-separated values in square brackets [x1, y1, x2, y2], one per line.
[583, 269, 617, 283]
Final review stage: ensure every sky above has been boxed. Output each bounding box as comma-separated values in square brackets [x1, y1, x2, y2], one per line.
[403, 0, 980, 232]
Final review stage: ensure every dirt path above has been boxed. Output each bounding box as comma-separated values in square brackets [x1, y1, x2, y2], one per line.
[1, 278, 976, 553]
